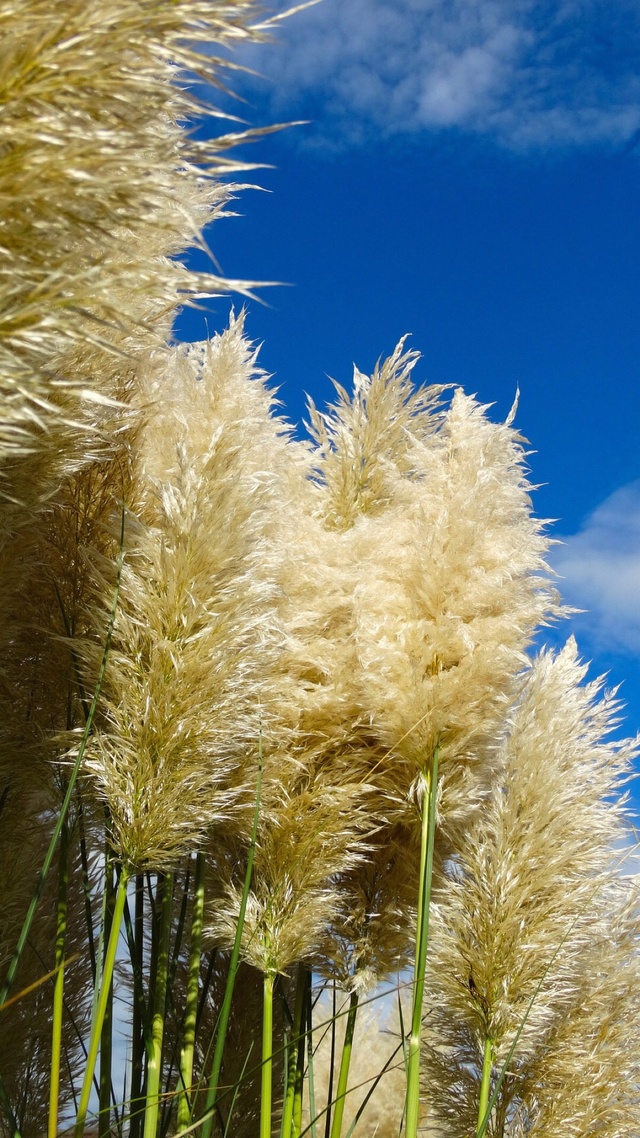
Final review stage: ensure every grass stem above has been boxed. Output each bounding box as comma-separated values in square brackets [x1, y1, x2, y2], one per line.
[177, 851, 206, 1132]
[476, 1036, 494, 1138]
[328, 991, 358, 1138]
[260, 972, 275, 1138]
[281, 964, 308, 1138]
[143, 873, 174, 1138]
[99, 845, 116, 1137]
[129, 875, 147, 1138]
[74, 865, 130, 1138]
[200, 740, 263, 1138]
[48, 821, 69, 1138]
[405, 743, 440, 1138]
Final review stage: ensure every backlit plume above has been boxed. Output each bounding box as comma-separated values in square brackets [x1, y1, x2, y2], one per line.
[422, 640, 640, 1136]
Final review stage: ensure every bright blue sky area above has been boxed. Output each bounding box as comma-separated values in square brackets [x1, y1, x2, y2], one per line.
[176, 0, 640, 764]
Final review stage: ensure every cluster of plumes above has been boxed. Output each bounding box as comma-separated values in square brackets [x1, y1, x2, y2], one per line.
[422, 639, 640, 1137]
[0, 0, 271, 484]
[0, 3, 278, 1129]
[263, 340, 561, 997]
[0, 7, 638, 1132]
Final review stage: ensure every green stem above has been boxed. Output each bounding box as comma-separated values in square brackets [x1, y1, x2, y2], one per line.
[200, 741, 263, 1138]
[329, 991, 359, 1138]
[74, 865, 130, 1138]
[323, 985, 337, 1138]
[292, 971, 309, 1138]
[129, 875, 146, 1138]
[305, 975, 317, 1138]
[77, 793, 97, 985]
[48, 821, 70, 1138]
[476, 1036, 494, 1138]
[143, 874, 174, 1138]
[281, 965, 308, 1138]
[260, 972, 275, 1138]
[99, 847, 117, 1138]
[405, 743, 440, 1138]
[177, 852, 206, 1132]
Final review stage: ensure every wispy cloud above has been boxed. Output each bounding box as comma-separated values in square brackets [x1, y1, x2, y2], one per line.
[237, 0, 640, 150]
[553, 480, 640, 655]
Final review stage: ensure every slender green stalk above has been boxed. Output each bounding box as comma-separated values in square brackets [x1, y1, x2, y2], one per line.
[99, 846, 117, 1138]
[143, 874, 174, 1138]
[292, 971, 309, 1138]
[476, 1036, 494, 1137]
[200, 742, 263, 1138]
[405, 743, 440, 1138]
[177, 851, 206, 1131]
[324, 984, 338, 1138]
[76, 793, 97, 985]
[0, 506, 125, 1019]
[129, 875, 147, 1138]
[74, 865, 131, 1138]
[48, 821, 70, 1138]
[306, 975, 317, 1138]
[260, 971, 275, 1138]
[329, 992, 358, 1138]
[281, 965, 308, 1138]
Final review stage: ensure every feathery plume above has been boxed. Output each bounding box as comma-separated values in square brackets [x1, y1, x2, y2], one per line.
[421, 639, 640, 1136]
[0, 0, 270, 480]
[81, 316, 298, 870]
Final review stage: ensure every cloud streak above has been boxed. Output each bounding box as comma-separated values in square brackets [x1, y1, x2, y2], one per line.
[553, 480, 640, 656]
[237, 0, 640, 150]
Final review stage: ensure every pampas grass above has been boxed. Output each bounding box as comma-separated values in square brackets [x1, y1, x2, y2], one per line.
[1, 4, 639, 1138]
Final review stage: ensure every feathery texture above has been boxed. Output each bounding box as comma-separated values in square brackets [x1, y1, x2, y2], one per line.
[208, 777, 373, 975]
[421, 639, 640, 1136]
[286, 343, 562, 994]
[0, 0, 269, 478]
[82, 316, 301, 870]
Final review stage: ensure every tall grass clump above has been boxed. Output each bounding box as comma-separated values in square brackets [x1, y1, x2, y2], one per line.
[1, 4, 639, 1138]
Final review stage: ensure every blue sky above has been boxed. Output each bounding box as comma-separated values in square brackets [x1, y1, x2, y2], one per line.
[177, 0, 640, 751]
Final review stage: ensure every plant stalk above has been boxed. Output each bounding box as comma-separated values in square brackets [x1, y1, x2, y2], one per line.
[74, 865, 130, 1138]
[129, 875, 146, 1138]
[260, 972, 275, 1138]
[143, 873, 174, 1138]
[48, 821, 70, 1138]
[200, 741, 263, 1138]
[177, 851, 206, 1131]
[306, 974, 317, 1138]
[99, 846, 117, 1137]
[281, 965, 308, 1138]
[476, 1036, 494, 1138]
[405, 743, 440, 1138]
[329, 991, 359, 1138]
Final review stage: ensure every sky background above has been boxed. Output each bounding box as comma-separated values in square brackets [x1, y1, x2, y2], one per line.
[177, 0, 640, 766]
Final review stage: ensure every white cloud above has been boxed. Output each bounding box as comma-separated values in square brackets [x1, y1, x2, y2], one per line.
[553, 480, 640, 655]
[233, 0, 640, 150]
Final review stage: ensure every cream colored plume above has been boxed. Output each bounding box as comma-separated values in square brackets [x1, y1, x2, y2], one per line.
[0, 0, 270, 504]
[82, 316, 302, 870]
[421, 639, 640, 1137]
[289, 341, 561, 994]
[208, 776, 373, 975]
[351, 380, 561, 837]
[307, 337, 446, 530]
